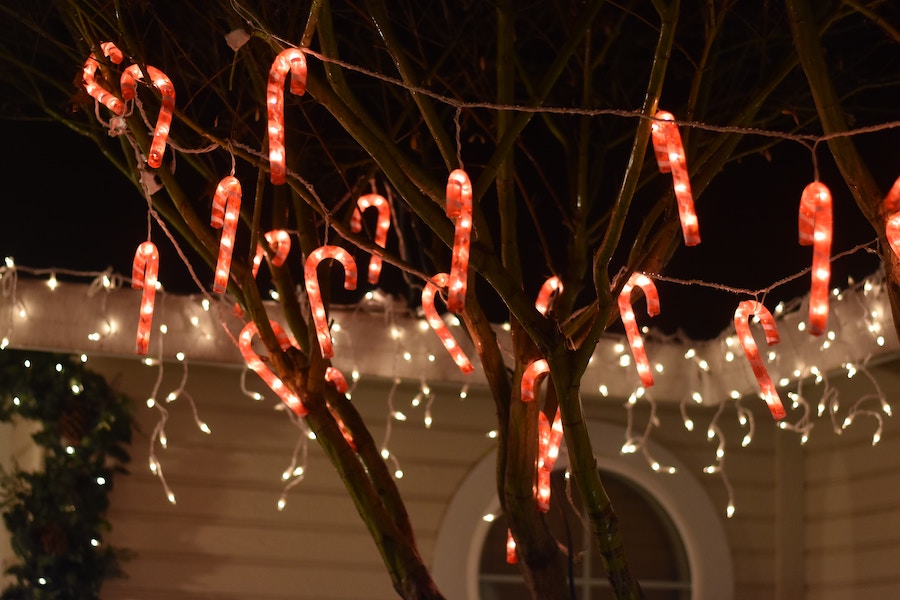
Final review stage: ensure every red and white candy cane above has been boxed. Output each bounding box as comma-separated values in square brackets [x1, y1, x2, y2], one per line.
[82, 41, 125, 116]
[305, 246, 358, 359]
[617, 272, 660, 388]
[734, 300, 786, 420]
[120, 64, 175, 169]
[651, 111, 700, 246]
[884, 175, 900, 260]
[267, 48, 307, 185]
[520, 359, 559, 511]
[239, 320, 307, 416]
[350, 193, 391, 285]
[506, 530, 517, 564]
[210, 176, 242, 293]
[446, 169, 472, 313]
[534, 276, 563, 315]
[252, 229, 292, 278]
[324, 366, 357, 450]
[536, 407, 563, 512]
[798, 182, 833, 336]
[421, 273, 474, 374]
[132, 241, 159, 355]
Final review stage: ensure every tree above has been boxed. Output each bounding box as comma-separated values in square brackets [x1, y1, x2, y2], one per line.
[2, 1, 900, 598]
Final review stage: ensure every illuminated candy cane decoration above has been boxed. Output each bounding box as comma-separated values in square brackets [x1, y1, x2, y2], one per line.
[350, 193, 391, 284]
[239, 321, 307, 417]
[520, 359, 559, 511]
[210, 176, 242, 293]
[120, 64, 175, 169]
[884, 175, 900, 260]
[305, 246, 358, 359]
[324, 366, 356, 450]
[734, 300, 786, 420]
[446, 169, 472, 313]
[617, 272, 660, 387]
[535, 408, 564, 512]
[534, 276, 563, 315]
[422, 273, 474, 374]
[132, 241, 159, 355]
[651, 111, 700, 246]
[506, 530, 517, 564]
[267, 48, 307, 185]
[798, 182, 833, 336]
[253, 229, 292, 278]
[82, 42, 125, 116]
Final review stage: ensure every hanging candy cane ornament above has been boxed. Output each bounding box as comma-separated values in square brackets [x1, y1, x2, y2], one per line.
[350, 194, 391, 284]
[120, 64, 175, 169]
[534, 276, 563, 315]
[239, 321, 307, 416]
[520, 359, 558, 511]
[209, 176, 242, 293]
[267, 48, 307, 185]
[506, 530, 517, 564]
[252, 229, 292, 278]
[421, 273, 474, 374]
[651, 111, 700, 246]
[132, 241, 159, 355]
[445, 170, 472, 313]
[305, 246, 358, 359]
[734, 300, 786, 420]
[884, 175, 900, 260]
[617, 273, 660, 387]
[324, 366, 356, 450]
[798, 182, 833, 336]
[82, 42, 126, 116]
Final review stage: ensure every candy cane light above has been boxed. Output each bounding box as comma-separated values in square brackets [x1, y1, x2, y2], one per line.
[350, 193, 391, 284]
[267, 48, 307, 185]
[210, 176, 242, 293]
[120, 64, 175, 169]
[421, 273, 474, 374]
[324, 366, 357, 450]
[734, 300, 786, 420]
[617, 272, 660, 387]
[445, 169, 472, 313]
[132, 241, 159, 355]
[651, 111, 700, 246]
[239, 321, 306, 416]
[535, 276, 563, 315]
[520, 359, 559, 512]
[304, 246, 358, 359]
[883, 175, 900, 260]
[82, 42, 125, 116]
[798, 182, 833, 336]
[252, 229, 292, 278]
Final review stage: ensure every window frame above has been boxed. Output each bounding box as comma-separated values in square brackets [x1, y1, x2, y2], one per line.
[432, 420, 734, 600]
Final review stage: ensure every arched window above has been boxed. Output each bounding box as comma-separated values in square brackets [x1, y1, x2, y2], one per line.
[478, 469, 691, 599]
[432, 421, 733, 600]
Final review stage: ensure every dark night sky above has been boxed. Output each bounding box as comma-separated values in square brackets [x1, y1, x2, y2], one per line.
[1, 116, 888, 341]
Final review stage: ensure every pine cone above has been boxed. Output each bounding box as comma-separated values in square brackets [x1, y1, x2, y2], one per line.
[59, 394, 91, 446]
[39, 522, 69, 556]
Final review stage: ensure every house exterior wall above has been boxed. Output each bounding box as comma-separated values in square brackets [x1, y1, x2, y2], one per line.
[3, 350, 896, 599]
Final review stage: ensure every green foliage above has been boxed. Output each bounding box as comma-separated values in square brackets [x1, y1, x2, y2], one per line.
[0, 350, 133, 600]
